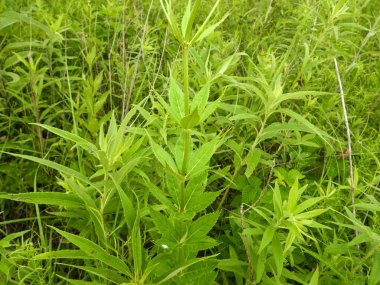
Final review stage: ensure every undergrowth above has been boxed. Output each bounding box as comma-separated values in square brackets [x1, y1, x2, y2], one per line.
[0, 0, 379, 284]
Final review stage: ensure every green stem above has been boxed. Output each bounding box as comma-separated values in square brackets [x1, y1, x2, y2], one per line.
[183, 44, 190, 116]
[182, 42, 190, 176]
[182, 129, 190, 175]
[218, 116, 269, 210]
[178, 42, 191, 266]
[181, 43, 191, 177]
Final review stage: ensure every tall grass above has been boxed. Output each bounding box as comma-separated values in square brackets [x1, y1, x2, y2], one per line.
[1, 0, 379, 284]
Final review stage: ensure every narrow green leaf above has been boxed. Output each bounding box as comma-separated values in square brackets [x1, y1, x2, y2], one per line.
[57, 276, 104, 285]
[190, 212, 219, 237]
[159, 0, 182, 42]
[181, 0, 192, 39]
[272, 235, 284, 277]
[0, 16, 18, 30]
[146, 181, 176, 212]
[284, 231, 296, 252]
[0, 230, 29, 247]
[32, 124, 98, 153]
[110, 174, 136, 231]
[258, 226, 276, 254]
[229, 113, 259, 123]
[354, 203, 380, 212]
[273, 183, 283, 220]
[132, 209, 143, 278]
[294, 209, 328, 219]
[146, 133, 178, 172]
[52, 227, 132, 277]
[199, 99, 220, 122]
[191, 10, 228, 44]
[180, 109, 200, 129]
[274, 91, 335, 108]
[191, 83, 210, 114]
[245, 148, 261, 178]
[294, 197, 324, 215]
[369, 252, 380, 285]
[287, 179, 299, 213]
[188, 137, 220, 176]
[157, 256, 216, 284]
[184, 0, 201, 40]
[276, 108, 332, 145]
[308, 265, 319, 285]
[33, 250, 91, 260]
[58, 264, 127, 284]
[168, 76, 185, 123]
[3, 152, 92, 186]
[256, 250, 267, 282]
[0, 192, 83, 208]
[215, 53, 243, 75]
[259, 122, 312, 143]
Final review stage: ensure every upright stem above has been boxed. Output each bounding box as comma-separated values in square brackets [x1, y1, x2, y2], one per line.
[182, 129, 190, 175]
[183, 44, 190, 116]
[182, 43, 191, 177]
[179, 43, 191, 266]
[333, 58, 356, 236]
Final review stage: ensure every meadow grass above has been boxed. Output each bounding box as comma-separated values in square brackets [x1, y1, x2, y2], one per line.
[0, 0, 379, 284]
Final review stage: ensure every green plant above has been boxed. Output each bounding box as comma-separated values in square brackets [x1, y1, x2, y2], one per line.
[1, 0, 380, 284]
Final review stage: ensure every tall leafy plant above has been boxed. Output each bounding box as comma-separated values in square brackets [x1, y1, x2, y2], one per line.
[142, 0, 228, 283]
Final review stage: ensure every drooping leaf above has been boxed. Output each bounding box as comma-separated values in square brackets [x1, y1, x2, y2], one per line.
[3, 152, 93, 186]
[0, 192, 83, 208]
[51, 227, 132, 278]
[0, 230, 29, 247]
[33, 250, 91, 260]
[33, 124, 98, 154]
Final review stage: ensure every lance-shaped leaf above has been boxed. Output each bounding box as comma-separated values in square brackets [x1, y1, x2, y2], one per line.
[32, 123, 98, 154]
[168, 76, 185, 123]
[0, 192, 83, 208]
[191, 83, 210, 114]
[51, 227, 132, 278]
[188, 136, 221, 177]
[3, 152, 94, 187]
[181, 109, 200, 129]
[146, 132, 178, 172]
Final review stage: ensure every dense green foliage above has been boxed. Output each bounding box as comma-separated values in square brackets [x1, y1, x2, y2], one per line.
[0, 0, 379, 284]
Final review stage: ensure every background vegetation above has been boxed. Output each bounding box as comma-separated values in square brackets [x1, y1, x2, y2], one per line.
[0, 0, 379, 284]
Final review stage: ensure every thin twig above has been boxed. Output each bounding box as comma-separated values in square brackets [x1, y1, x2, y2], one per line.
[240, 204, 254, 283]
[121, 4, 126, 118]
[346, 16, 379, 74]
[333, 58, 357, 237]
[123, 0, 154, 118]
[239, 159, 277, 284]
[129, 28, 169, 128]
[249, 158, 276, 211]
